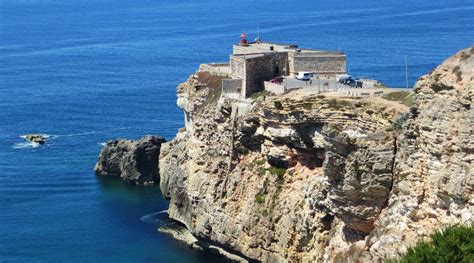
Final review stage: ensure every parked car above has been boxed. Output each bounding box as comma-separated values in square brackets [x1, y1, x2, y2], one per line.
[295, 72, 311, 81]
[337, 74, 351, 83]
[339, 76, 363, 88]
[270, 76, 284, 84]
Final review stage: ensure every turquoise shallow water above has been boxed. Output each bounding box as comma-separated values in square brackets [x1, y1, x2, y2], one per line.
[0, 0, 473, 262]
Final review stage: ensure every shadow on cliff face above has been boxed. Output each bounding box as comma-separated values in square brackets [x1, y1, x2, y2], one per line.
[96, 176, 165, 203]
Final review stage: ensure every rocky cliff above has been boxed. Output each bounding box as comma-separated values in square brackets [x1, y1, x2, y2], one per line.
[159, 47, 473, 262]
[95, 136, 166, 185]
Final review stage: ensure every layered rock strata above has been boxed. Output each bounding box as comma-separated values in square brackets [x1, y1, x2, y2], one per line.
[160, 47, 473, 262]
[95, 135, 166, 185]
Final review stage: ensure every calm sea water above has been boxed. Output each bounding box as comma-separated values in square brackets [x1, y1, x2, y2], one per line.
[0, 0, 473, 262]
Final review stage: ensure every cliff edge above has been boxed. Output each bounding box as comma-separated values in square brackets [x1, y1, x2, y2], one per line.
[159, 47, 473, 262]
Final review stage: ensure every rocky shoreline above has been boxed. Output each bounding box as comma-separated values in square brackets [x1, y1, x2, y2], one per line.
[158, 222, 251, 263]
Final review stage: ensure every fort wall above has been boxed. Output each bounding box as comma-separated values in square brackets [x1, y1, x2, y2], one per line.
[230, 53, 288, 97]
[199, 63, 230, 77]
[288, 52, 346, 76]
[222, 79, 243, 99]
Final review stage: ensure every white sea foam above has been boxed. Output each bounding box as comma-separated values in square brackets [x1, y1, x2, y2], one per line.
[14, 134, 52, 149]
[14, 128, 131, 149]
[54, 127, 130, 138]
[12, 141, 41, 149]
[140, 210, 169, 224]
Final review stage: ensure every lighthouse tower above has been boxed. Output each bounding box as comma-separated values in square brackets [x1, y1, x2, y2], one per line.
[239, 33, 248, 45]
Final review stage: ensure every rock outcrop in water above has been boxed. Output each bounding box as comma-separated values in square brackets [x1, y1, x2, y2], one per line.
[25, 134, 46, 144]
[159, 47, 473, 262]
[95, 135, 166, 185]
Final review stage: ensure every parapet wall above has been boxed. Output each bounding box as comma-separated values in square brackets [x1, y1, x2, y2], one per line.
[199, 63, 230, 77]
[230, 56, 246, 80]
[264, 81, 285, 95]
[289, 53, 346, 76]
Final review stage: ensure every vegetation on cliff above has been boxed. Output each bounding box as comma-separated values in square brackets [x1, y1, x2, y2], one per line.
[382, 90, 416, 107]
[393, 225, 474, 263]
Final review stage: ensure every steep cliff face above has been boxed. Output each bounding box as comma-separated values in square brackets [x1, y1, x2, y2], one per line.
[160, 47, 473, 262]
[341, 46, 473, 261]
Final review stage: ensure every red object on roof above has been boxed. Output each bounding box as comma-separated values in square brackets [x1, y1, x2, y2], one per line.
[240, 32, 248, 44]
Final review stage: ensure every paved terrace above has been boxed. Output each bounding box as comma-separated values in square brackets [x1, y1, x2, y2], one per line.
[267, 77, 384, 97]
[235, 42, 342, 54]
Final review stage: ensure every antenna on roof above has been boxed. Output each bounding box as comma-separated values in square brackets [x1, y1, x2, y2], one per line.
[255, 22, 261, 43]
[257, 22, 260, 39]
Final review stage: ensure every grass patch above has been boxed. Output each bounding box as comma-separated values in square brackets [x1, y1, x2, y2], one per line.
[383, 91, 417, 107]
[250, 90, 269, 100]
[403, 93, 416, 107]
[390, 224, 474, 263]
[383, 91, 411, 101]
[255, 193, 265, 204]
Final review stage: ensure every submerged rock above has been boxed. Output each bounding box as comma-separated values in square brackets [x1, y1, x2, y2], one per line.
[25, 134, 46, 144]
[95, 135, 166, 185]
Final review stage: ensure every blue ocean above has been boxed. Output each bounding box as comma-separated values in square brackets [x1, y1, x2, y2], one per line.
[0, 0, 473, 262]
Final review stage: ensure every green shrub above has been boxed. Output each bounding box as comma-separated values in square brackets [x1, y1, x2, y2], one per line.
[257, 167, 266, 177]
[268, 166, 286, 181]
[403, 93, 416, 107]
[255, 158, 265, 165]
[391, 224, 474, 263]
[255, 193, 265, 204]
